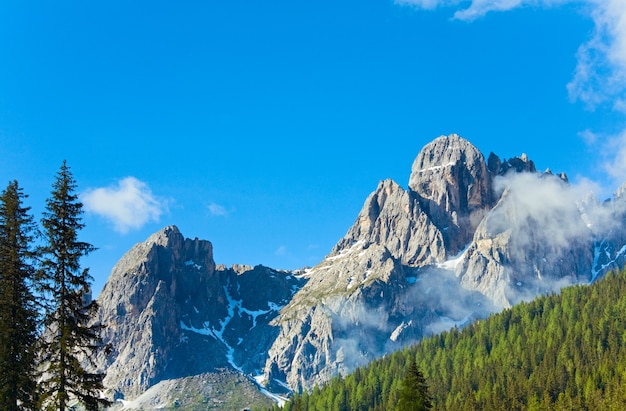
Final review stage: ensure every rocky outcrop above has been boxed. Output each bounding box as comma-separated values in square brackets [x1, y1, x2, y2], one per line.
[408, 134, 495, 253]
[95, 225, 304, 403]
[265, 243, 404, 392]
[106, 370, 274, 411]
[487, 151, 541, 176]
[95, 226, 220, 398]
[458, 179, 592, 308]
[261, 134, 626, 392]
[264, 241, 493, 392]
[331, 179, 446, 267]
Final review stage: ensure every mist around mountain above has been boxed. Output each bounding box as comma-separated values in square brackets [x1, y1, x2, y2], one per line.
[280, 267, 626, 410]
[93, 134, 626, 409]
[262, 134, 626, 393]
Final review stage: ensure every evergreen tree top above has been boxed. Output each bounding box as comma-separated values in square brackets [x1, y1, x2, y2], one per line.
[0, 179, 39, 411]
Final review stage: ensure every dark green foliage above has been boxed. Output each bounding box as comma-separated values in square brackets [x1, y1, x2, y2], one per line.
[396, 360, 432, 411]
[281, 354, 409, 411]
[279, 268, 626, 410]
[37, 162, 110, 411]
[0, 180, 39, 410]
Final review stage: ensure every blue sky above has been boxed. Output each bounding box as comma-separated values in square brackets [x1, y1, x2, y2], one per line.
[1, 0, 626, 296]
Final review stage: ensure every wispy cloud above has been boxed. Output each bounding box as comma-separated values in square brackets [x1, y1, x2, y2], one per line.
[396, 0, 626, 109]
[577, 128, 626, 189]
[600, 129, 626, 187]
[207, 202, 229, 216]
[567, 0, 626, 108]
[275, 245, 288, 256]
[395, 0, 571, 20]
[82, 177, 167, 233]
[395, 0, 461, 10]
[578, 128, 598, 145]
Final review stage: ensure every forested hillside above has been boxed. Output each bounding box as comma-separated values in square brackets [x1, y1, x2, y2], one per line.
[275, 269, 626, 410]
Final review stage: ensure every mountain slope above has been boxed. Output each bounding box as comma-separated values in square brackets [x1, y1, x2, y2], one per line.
[262, 133, 626, 392]
[94, 225, 304, 405]
[282, 268, 626, 410]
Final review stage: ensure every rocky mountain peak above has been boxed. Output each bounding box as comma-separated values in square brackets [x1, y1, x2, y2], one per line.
[487, 151, 538, 176]
[95, 227, 304, 404]
[330, 179, 445, 267]
[615, 182, 626, 200]
[94, 225, 220, 400]
[408, 134, 495, 252]
[409, 134, 481, 174]
[144, 224, 182, 247]
[261, 133, 626, 394]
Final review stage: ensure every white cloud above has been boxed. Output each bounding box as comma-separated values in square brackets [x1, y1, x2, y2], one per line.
[602, 129, 626, 185]
[275, 245, 288, 256]
[489, 172, 611, 247]
[614, 98, 626, 113]
[207, 202, 229, 216]
[567, 0, 626, 107]
[576, 128, 626, 189]
[395, 0, 571, 20]
[82, 177, 166, 233]
[578, 128, 598, 144]
[396, 0, 626, 108]
[452, 0, 529, 21]
[395, 0, 462, 10]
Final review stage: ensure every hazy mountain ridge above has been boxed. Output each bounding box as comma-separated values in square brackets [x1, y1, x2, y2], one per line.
[94, 134, 626, 408]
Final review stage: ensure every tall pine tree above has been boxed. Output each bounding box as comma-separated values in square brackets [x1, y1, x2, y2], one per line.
[37, 162, 110, 411]
[396, 359, 432, 411]
[0, 180, 39, 411]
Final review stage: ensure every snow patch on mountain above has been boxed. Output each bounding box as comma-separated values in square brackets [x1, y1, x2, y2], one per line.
[184, 260, 202, 270]
[591, 240, 626, 282]
[438, 245, 469, 271]
[327, 240, 366, 261]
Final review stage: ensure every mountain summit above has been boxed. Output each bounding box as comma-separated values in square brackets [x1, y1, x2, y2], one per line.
[94, 225, 303, 407]
[409, 134, 496, 251]
[95, 134, 626, 407]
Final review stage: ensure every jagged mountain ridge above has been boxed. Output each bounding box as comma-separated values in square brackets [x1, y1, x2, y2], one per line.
[95, 134, 626, 407]
[263, 135, 626, 392]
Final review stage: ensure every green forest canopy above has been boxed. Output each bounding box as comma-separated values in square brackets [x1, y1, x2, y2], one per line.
[275, 268, 626, 411]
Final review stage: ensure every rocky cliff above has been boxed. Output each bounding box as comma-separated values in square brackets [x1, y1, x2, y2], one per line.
[261, 134, 626, 391]
[95, 134, 626, 407]
[94, 225, 304, 406]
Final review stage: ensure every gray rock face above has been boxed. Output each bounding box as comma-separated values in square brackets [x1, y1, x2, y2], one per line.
[264, 240, 492, 392]
[408, 134, 495, 253]
[95, 134, 626, 403]
[331, 179, 446, 267]
[261, 134, 626, 392]
[95, 225, 304, 402]
[458, 181, 592, 308]
[95, 226, 215, 398]
[265, 243, 405, 392]
[263, 135, 500, 391]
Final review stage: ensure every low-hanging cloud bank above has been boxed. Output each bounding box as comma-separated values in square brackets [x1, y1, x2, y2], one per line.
[490, 172, 614, 245]
[82, 177, 167, 233]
